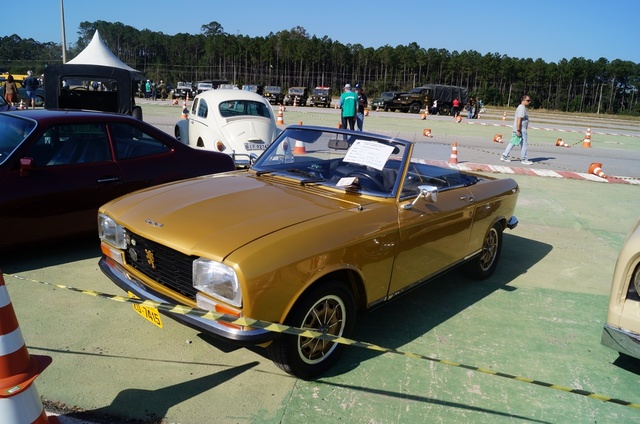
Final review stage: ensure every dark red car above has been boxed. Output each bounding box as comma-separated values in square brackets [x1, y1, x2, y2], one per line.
[0, 110, 235, 250]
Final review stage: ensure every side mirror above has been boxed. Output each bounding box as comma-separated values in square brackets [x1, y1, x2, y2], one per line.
[403, 185, 438, 210]
[20, 157, 35, 177]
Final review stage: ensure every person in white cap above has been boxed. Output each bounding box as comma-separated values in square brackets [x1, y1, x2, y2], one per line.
[338, 84, 358, 130]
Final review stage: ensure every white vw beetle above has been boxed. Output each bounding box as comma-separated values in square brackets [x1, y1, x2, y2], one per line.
[175, 89, 280, 167]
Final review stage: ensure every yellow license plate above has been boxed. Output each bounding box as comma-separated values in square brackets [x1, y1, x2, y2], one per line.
[128, 292, 163, 328]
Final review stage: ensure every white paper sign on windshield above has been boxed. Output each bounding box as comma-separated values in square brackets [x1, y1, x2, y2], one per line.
[343, 139, 395, 170]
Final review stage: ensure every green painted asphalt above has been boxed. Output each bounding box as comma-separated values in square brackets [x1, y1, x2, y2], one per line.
[1, 107, 639, 423]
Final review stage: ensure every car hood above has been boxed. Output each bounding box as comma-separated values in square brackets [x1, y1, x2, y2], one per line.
[102, 173, 364, 259]
[219, 116, 277, 145]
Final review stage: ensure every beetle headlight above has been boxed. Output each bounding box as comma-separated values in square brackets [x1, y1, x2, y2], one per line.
[98, 213, 127, 249]
[193, 259, 241, 307]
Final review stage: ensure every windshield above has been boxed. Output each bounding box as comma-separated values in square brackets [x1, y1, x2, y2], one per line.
[313, 88, 329, 96]
[265, 86, 281, 93]
[252, 127, 410, 197]
[0, 114, 37, 165]
[289, 88, 305, 95]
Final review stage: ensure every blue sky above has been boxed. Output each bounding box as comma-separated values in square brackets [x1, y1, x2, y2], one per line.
[5, 0, 639, 64]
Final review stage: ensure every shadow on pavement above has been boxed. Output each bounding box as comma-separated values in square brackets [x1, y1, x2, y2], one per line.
[62, 361, 259, 423]
[323, 234, 552, 376]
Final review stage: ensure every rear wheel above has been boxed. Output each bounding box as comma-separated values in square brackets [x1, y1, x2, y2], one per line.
[409, 102, 421, 113]
[267, 280, 356, 379]
[463, 222, 503, 280]
[132, 106, 143, 121]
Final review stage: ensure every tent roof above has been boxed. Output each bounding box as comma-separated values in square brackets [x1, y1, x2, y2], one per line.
[67, 30, 139, 73]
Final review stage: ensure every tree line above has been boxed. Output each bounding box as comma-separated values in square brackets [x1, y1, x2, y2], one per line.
[1, 20, 638, 115]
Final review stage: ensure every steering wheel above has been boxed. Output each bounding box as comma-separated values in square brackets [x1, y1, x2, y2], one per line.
[348, 171, 385, 191]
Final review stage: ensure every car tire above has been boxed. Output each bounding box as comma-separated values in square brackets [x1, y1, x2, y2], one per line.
[267, 280, 356, 380]
[132, 106, 143, 121]
[409, 102, 421, 114]
[463, 222, 503, 280]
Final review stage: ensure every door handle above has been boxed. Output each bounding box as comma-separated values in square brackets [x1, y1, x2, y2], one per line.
[460, 195, 475, 203]
[97, 177, 120, 184]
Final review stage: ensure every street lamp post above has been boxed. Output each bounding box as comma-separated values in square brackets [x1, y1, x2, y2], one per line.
[60, 0, 67, 63]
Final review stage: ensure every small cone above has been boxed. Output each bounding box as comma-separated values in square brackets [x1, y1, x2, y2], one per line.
[420, 112, 426, 120]
[298, 121, 303, 126]
[0, 272, 56, 424]
[588, 162, 607, 178]
[423, 128, 433, 137]
[293, 97, 297, 107]
[293, 139, 306, 154]
[181, 100, 188, 119]
[555, 138, 570, 148]
[493, 134, 503, 143]
[364, 109, 369, 116]
[502, 112, 507, 121]
[337, 122, 342, 129]
[277, 110, 284, 125]
[582, 127, 592, 148]
[448, 142, 459, 165]
[18, 100, 24, 110]
[455, 115, 462, 123]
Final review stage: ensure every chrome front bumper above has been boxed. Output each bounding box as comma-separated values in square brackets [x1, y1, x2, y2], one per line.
[601, 323, 640, 360]
[98, 256, 277, 346]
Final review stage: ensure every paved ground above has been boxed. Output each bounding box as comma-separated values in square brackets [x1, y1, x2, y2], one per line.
[1, 103, 639, 423]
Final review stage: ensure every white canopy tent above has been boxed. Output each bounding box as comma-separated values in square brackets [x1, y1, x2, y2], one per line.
[66, 30, 139, 73]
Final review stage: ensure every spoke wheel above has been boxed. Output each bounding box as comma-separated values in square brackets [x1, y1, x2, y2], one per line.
[268, 281, 355, 379]
[463, 222, 503, 280]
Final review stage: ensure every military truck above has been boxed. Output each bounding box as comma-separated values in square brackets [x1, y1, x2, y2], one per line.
[283, 87, 308, 106]
[309, 86, 332, 107]
[389, 84, 468, 114]
[263, 86, 284, 105]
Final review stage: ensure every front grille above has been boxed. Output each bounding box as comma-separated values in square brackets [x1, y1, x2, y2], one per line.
[124, 231, 198, 300]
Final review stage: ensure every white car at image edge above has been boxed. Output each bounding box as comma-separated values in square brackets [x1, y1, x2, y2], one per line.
[175, 89, 280, 167]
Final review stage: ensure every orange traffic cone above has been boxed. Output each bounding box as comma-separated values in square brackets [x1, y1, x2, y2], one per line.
[493, 134, 503, 143]
[181, 99, 189, 119]
[502, 112, 507, 121]
[364, 109, 369, 116]
[293, 139, 306, 154]
[420, 112, 426, 120]
[582, 127, 592, 148]
[448, 142, 459, 165]
[555, 138, 571, 148]
[277, 110, 284, 125]
[298, 121, 303, 126]
[0, 272, 57, 424]
[337, 122, 342, 129]
[423, 128, 433, 137]
[455, 115, 462, 123]
[293, 97, 298, 107]
[18, 99, 24, 110]
[588, 162, 607, 178]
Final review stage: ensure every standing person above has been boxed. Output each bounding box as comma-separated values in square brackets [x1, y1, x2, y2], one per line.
[355, 83, 367, 131]
[452, 97, 460, 117]
[339, 84, 358, 130]
[23, 70, 39, 109]
[467, 97, 474, 119]
[3, 74, 19, 107]
[501, 95, 533, 165]
[430, 99, 438, 115]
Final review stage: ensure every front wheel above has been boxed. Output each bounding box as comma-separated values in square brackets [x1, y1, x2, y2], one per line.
[267, 280, 356, 379]
[463, 222, 503, 280]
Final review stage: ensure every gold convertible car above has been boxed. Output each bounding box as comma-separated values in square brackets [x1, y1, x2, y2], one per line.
[98, 125, 519, 379]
